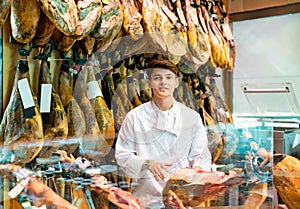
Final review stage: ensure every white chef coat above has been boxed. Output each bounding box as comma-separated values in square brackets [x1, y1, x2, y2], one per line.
[115, 100, 212, 209]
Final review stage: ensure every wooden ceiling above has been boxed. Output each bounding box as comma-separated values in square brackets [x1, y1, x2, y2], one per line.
[229, 2, 300, 22]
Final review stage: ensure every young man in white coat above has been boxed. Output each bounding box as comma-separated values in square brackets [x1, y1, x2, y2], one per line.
[115, 58, 212, 209]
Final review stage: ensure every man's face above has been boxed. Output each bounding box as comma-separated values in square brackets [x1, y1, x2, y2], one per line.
[148, 68, 179, 99]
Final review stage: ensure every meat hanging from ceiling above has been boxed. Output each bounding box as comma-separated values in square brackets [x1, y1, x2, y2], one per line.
[58, 67, 86, 156]
[10, 0, 40, 44]
[91, 0, 123, 52]
[86, 63, 116, 148]
[119, 0, 144, 40]
[0, 60, 44, 166]
[0, 0, 12, 28]
[32, 11, 56, 47]
[36, 59, 69, 158]
[1, 0, 235, 70]
[73, 67, 112, 160]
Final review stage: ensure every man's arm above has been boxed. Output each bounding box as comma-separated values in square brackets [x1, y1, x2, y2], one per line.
[115, 115, 145, 178]
[188, 119, 212, 171]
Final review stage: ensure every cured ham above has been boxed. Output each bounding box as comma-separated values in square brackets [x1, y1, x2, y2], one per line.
[73, 68, 111, 160]
[110, 70, 133, 130]
[10, 0, 40, 44]
[163, 168, 246, 208]
[53, 29, 77, 52]
[119, 0, 143, 40]
[37, 0, 77, 35]
[74, 0, 102, 38]
[182, 0, 210, 64]
[155, 0, 186, 57]
[58, 69, 85, 155]
[77, 35, 96, 56]
[91, 0, 123, 40]
[0, 0, 12, 28]
[32, 11, 56, 46]
[201, 5, 231, 70]
[165, 0, 188, 57]
[37, 60, 69, 158]
[142, 0, 166, 52]
[126, 75, 142, 108]
[138, 71, 152, 103]
[91, 0, 123, 52]
[91, 178, 145, 209]
[273, 155, 300, 209]
[86, 65, 115, 148]
[0, 60, 44, 165]
[37, 0, 102, 38]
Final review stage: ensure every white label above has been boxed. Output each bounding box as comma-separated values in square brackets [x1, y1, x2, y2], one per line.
[18, 78, 35, 109]
[40, 84, 52, 113]
[85, 168, 101, 174]
[87, 81, 103, 99]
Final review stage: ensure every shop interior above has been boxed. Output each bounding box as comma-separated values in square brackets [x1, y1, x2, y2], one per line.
[0, 0, 300, 208]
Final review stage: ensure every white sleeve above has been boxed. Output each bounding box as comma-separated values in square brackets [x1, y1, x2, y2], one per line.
[188, 118, 212, 171]
[115, 114, 146, 178]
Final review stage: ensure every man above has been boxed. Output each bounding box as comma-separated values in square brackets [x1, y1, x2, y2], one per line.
[115, 59, 212, 208]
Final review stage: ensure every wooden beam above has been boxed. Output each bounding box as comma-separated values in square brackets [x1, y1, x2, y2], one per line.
[229, 3, 300, 22]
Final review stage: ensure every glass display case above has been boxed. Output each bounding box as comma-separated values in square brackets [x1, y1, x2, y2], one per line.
[202, 123, 274, 208]
[0, 123, 277, 209]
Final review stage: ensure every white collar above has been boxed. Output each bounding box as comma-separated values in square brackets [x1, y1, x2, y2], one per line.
[151, 99, 181, 136]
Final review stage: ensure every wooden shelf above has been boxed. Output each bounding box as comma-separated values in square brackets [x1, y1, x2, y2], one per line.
[230, 3, 300, 21]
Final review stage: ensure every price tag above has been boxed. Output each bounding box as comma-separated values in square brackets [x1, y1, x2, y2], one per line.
[18, 78, 35, 118]
[87, 81, 103, 99]
[40, 84, 52, 113]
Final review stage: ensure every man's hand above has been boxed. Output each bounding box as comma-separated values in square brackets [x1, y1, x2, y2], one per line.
[145, 160, 173, 181]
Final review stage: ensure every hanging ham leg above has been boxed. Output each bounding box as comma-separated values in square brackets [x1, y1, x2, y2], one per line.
[73, 68, 111, 160]
[119, 0, 143, 40]
[155, 0, 186, 57]
[91, 0, 123, 39]
[86, 65, 115, 148]
[0, 60, 43, 166]
[32, 11, 56, 46]
[58, 70, 85, 155]
[91, 0, 123, 52]
[182, 0, 211, 65]
[10, 0, 40, 44]
[0, 0, 12, 28]
[142, 0, 166, 52]
[37, 60, 69, 158]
